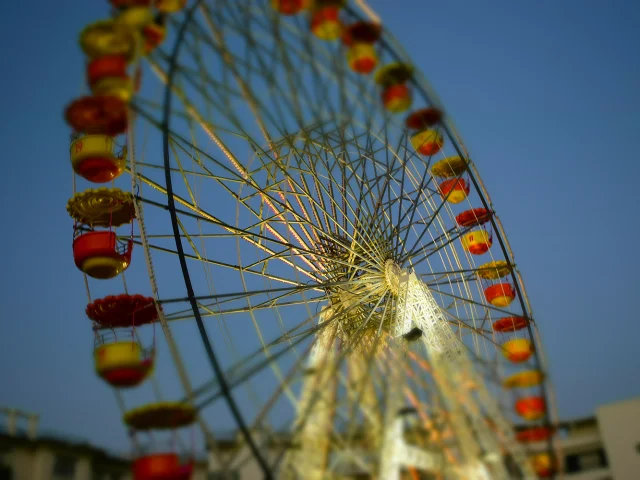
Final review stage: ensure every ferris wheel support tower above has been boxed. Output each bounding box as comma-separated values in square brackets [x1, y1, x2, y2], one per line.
[279, 263, 538, 479]
[381, 267, 538, 480]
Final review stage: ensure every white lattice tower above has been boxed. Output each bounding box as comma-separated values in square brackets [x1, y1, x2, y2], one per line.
[378, 336, 407, 480]
[379, 270, 446, 480]
[378, 364, 446, 479]
[396, 270, 537, 479]
[348, 355, 382, 449]
[280, 307, 337, 479]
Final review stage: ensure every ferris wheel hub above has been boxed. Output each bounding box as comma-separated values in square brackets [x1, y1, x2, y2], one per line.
[384, 259, 401, 296]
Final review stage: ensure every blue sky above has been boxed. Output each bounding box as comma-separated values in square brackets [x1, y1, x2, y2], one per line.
[0, 0, 639, 454]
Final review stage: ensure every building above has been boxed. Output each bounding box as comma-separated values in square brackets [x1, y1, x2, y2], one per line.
[2, 398, 639, 479]
[0, 407, 131, 480]
[0, 408, 237, 480]
[526, 397, 640, 480]
[208, 398, 640, 479]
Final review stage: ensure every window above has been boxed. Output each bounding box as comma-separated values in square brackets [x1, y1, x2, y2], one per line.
[578, 451, 603, 470]
[0, 449, 11, 480]
[565, 448, 608, 473]
[53, 454, 76, 480]
[93, 473, 112, 480]
[208, 471, 240, 480]
[0, 465, 12, 480]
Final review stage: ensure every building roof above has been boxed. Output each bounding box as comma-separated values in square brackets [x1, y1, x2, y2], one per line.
[0, 429, 130, 467]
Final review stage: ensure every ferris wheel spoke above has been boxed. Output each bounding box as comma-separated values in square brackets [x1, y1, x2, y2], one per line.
[418, 266, 497, 279]
[209, 0, 382, 129]
[181, 326, 327, 416]
[293, 151, 356, 237]
[154, 53, 247, 123]
[242, 154, 332, 265]
[159, 277, 380, 321]
[194, 329, 315, 411]
[388, 135, 413, 256]
[133, 106, 256, 184]
[339, 297, 393, 441]
[190, 8, 318, 144]
[311, 148, 398, 262]
[393, 166, 437, 260]
[141, 214, 320, 280]
[135, 179, 323, 281]
[146, 61, 297, 215]
[187, 315, 330, 403]
[393, 177, 440, 234]
[394, 192, 445, 261]
[402, 183, 441, 201]
[427, 286, 520, 319]
[397, 199, 456, 267]
[258, 384, 376, 475]
[219, 4, 327, 130]
[200, 295, 328, 319]
[158, 115, 335, 279]
[225, 360, 319, 471]
[292, 157, 369, 254]
[404, 225, 473, 268]
[137, 238, 316, 288]
[146, 123, 329, 262]
[408, 223, 459, 249]
[251, 154, 389, 270]
[437, 309, 493, 333]
[149, 45, 252, 132]
[378, 121, 404, 247]
[142, 83, 402, 274]
[441, 316, 494, 341]
[176, 20, 289, 131]
[137, 193, 315, 256]
[269, 321, 392, 466]
[425, 274, 477, 290]
[399, 165, 473, 266]
[281, 14, 351, 126]
[191, 289, 388, 413]
[403, 228, 478, 270]
[133, 161, 245, 182]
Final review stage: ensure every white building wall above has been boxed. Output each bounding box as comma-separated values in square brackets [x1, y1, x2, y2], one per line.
[74, 455, 92, 480]
[596, 398, 640, 480]
[32, 447, 54, 480]
[4, 448, 35, 480]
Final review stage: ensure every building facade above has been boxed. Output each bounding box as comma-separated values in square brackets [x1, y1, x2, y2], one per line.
[525, 397, 640, 480]
[2, 398, 638, 479]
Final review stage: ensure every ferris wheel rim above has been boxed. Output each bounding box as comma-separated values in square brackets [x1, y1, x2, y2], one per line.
[158, 0, 274, 476]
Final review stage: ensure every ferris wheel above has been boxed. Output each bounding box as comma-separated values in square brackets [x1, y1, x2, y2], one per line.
[63, 0, 558, 478]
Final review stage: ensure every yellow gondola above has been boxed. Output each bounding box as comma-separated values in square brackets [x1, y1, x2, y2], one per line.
[503, 370, 544, 389]
[502, 338, 534, 363]
[79, 20, 139, 61]
[477, 260, 510, 280]
[124, 402, 196, 430]
[156, 0, 187, 13]
[95, 341, 153, 388]
[461, 230, 492, 255]
[70, 134, 126, 183]
[375, 63, 414, 113]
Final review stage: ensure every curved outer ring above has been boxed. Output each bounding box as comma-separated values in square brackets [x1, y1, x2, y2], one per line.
[157, 0, 557, 475]
[159, 1, 274, 478]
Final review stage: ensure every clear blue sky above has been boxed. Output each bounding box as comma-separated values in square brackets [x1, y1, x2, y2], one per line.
[1, 0, 639, 454]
